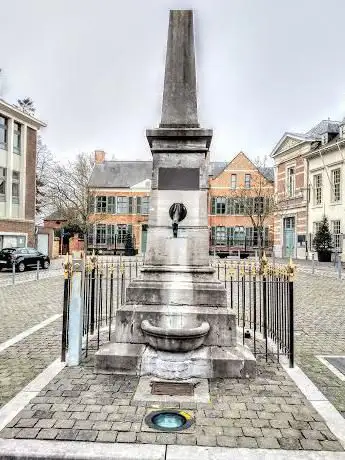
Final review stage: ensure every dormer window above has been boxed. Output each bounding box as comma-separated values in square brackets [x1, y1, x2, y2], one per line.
[321, 132, 328, 145]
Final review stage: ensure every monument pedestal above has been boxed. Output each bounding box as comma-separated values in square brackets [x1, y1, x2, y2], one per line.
[95, 342, 256, 379]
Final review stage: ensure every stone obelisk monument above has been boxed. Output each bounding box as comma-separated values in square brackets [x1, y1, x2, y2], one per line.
[96, 10, 256, 379]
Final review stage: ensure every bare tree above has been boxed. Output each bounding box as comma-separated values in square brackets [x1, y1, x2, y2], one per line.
[45, 153, 99, 245]
[36, 136, 54, 215]
[17, 97, 35, 116]
[232, 156, 276, 258]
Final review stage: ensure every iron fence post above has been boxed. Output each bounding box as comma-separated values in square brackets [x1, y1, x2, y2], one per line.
[90, 256, 96, 335]
[289, 278, 294, 368]
[67, 256, 83, 366]
[12, 262, 15, 285]
[61, 257, 71, 362]
[36, 260, 40, 280]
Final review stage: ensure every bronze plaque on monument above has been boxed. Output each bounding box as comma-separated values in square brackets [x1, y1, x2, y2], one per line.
[151, 381, 194, 396]
[158, 167, 200, 190]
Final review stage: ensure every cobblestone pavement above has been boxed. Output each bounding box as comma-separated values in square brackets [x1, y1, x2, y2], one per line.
[295, 272, 345, 418]
[0, 277, 63, 342]
[0, 350, 343, 451]
[0, 277, 63, 408]
[0, 319, 61, 408]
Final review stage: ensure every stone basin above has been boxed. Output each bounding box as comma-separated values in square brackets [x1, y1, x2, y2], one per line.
[141, 319, 210, 352]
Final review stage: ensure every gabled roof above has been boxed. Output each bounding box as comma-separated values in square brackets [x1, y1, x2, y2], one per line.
[271, 120, 341, 157]
[210, 151, 274, 182]
[89, 161, 153, 188]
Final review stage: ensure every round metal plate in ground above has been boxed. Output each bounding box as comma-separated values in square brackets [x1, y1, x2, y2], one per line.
[145, 409, 193, 431]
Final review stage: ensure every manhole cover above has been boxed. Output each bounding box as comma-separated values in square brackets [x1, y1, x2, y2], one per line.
[145, 409, 193, 431]
[151, 381, 194, 396]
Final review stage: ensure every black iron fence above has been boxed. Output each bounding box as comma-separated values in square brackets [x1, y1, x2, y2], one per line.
[61, 256, 295, 367]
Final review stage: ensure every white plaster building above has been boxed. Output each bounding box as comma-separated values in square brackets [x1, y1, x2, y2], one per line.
[0, 99, 46, 249]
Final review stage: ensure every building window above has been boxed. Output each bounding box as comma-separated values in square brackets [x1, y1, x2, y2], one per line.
[230, 174, 237, 190]
[141, 196, 149, 215]
[96, 196, 107, 213]
[13, 122, 22, 154]
[215, 197, 226, 214]
[117, 196, 131, 214]
[107, 196, 116, 214]
[215, 226, 227, 245]
[12, 171, 20, 203]
[321, 132, 328, 145]
[0, 167, 6, 201]
[313, 174, 322, 205]
[331, 168, 341, 202]
[0, 116, 8, 149]
[117, 224, 127, 244]
[95, 224, 107, 244]
[331, 220, 341, 250]
[286, 167, 295, 197]
[313, 221, 321, 234]
[244, 174, 251, 189]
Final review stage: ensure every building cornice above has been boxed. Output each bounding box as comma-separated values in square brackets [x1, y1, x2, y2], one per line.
[305, 138, 345, 159]
[0, 99, 47, 129]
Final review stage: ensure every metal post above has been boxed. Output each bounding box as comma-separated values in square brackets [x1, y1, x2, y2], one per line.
[36, 260, 40, 280]
[12, 262, 15, 285]
[338, 254, 342, 279]
[67, 257, 83, 366]
[238, 249, 240, 260]
[263, 274, 268, 361]
[61, 259, 71, 362]
[312, 253, 315, 274]
[289, 278, 294, 368]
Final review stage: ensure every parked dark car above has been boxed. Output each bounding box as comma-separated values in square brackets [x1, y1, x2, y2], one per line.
[0, 247, 50, 272]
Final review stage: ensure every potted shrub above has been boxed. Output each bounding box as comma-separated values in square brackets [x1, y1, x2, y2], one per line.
[313, 216, 333, 262]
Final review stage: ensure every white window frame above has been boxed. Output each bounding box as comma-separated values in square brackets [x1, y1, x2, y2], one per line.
[313, 173, 322, 205]
[331, 168, 341, 203]
[286, 167, 295, 198]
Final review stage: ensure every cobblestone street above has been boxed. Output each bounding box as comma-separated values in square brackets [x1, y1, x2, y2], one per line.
[0, 277, 63, 408]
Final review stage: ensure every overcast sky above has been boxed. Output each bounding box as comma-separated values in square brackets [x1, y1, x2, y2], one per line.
[1, 0, 345, 163]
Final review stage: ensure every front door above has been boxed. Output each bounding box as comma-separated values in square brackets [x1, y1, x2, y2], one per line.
[141, 225, 148, 253]
[284, 217, 295, 258]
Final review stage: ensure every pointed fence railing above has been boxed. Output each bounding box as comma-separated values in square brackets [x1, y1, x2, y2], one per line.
[61, 255, 295, 367]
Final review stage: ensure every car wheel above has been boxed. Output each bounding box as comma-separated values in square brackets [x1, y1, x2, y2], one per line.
[43, 260, 50, 269]
[17, 262, 25, 272]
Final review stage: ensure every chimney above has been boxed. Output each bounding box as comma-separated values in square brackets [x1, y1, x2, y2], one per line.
[94, 150, 106, 164]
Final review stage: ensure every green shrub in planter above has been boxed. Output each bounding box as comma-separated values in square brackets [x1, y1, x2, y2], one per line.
[313, 217, 333, 262]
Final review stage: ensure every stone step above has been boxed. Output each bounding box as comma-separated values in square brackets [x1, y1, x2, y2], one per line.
[95, 343, 256, 379]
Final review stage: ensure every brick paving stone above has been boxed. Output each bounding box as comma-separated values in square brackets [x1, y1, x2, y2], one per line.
[97, 431, 118, 443]
[300, 439, 322, 450]
[302, 429, 325, 440]
[156, 433, 177, 445]
[56, 429, 79, 441]
[15, 428, 40, 439]
[117, 432, 137, 443]
[76, 430, 98, 442]
[252, 419, 270, 428]
[197, 435, 217, 446]
[321, 440, 344, 451]
[176, 434, 197, 445]
[257, 437, 280, 449]
[270, 419, 289, 429]
[15, 418, 38, 428]
[237, 437, 258, 448]
[88, 412, 108, 421]
[136, 432, 157, 444]
[280, 428, 301, 438]
[111, 422, 131, 431]
[278, 438, 302, 450]
[216, 436, 237, 447]
[233, 419, 252, 428]
[222, 427, 243, 437]
[92, 421, 112, 431]
[0, 428, 21, 438]
[74, 420, 94, 430]
[242, 427, 262, 437]
[54, 420, 75, 429]
[261, 428, 282, 438]
[35, 419, 56, 429]
[36, 429, 58, 440]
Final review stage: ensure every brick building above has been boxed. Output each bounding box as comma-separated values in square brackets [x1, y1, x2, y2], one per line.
[0, 99, 46, 249]
[209, 152, 274, 255]
[88, 151, 274, 255]
[271, 119, 341, 259]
